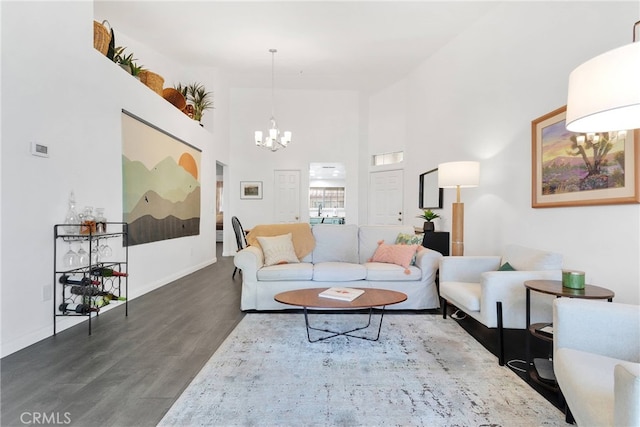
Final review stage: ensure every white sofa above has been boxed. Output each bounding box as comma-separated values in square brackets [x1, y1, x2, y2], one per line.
[554, 298, 640, 427]
[439, 244, 563, 364]
[234, 224, 443, 311]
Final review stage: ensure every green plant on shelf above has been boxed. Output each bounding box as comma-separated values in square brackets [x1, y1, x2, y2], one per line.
[416, 209, 440, 222]
[130, 61, 146, 77]
[175, 82, 214, 123]
[113, 46, 137, 75]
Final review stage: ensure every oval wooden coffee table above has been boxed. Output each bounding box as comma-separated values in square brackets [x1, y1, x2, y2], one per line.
[274, 287, 407, 342]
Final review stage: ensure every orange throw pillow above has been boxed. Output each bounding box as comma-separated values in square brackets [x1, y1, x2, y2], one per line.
[368, 240, 418, 274]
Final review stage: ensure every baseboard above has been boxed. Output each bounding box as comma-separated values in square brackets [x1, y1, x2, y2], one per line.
[1, 258, 219, 358]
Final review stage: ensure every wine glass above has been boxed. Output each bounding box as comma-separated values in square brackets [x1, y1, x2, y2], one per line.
[99, 240, 113, 259]
[77, 244, 89, 267]
[61, 242, 79, 271]
[91, 245, 100, 265]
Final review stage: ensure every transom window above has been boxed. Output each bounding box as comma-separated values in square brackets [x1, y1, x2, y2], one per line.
[372, 151, 404, 166]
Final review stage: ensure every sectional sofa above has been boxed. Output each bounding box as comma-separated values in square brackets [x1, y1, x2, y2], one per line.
[234, 224, 442, 311]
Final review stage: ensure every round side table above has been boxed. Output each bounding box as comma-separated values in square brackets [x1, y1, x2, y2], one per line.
[523, 279, 614, 390]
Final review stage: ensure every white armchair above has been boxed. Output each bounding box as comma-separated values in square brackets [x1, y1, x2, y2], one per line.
[439, 244, 563, 365]
[554, 298, 640, 426]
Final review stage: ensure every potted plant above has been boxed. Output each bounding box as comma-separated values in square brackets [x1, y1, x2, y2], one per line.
[416, 209, 440, 232]
[130, 61, 146, 79]
[176, 82, 214, 124]
[113, 46, 136, 74]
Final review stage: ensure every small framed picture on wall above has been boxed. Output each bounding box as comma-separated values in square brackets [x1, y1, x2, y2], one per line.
[240, 181, 263, 199]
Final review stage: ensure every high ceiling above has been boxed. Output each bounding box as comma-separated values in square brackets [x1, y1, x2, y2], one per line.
[94, 1, 499, 92]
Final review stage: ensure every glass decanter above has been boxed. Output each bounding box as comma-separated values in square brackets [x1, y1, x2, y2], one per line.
[80, 206, 96, 235]
[95, 208, 107, 234]
[63, 191, 79, 234]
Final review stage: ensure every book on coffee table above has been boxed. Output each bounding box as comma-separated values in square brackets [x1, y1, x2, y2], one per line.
[318, 287, 365, 302]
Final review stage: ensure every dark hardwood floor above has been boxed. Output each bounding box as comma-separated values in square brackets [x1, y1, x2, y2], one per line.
[1, 243, 244, 427]
[2, 244, 561, 426]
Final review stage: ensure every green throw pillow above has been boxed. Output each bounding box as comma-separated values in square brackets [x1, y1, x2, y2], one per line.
[395, 233, 423, 265]
[498, 262, 516, 271]
[395, 233, 423, 245]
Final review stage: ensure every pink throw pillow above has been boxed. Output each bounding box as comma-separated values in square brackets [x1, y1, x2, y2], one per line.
[368, 241, 418, 274]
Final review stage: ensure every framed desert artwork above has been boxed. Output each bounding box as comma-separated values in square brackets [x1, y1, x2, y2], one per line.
[531, 105, 639, 208]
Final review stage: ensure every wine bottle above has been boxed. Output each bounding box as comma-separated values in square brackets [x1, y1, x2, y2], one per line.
[91, 267, 128, 277]
[101, 292, 126, 301]
[94, 293, 127, 308]
[58, 303, 99, 314]
[70, 285, 126, 301]
[70, 285, 101, 296]
[95, 296, 110, 308]
[59, 275, 100, 286]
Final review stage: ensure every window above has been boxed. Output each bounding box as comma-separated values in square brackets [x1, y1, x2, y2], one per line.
[309, 187, 345, 208]
[372, 151, 404, 166]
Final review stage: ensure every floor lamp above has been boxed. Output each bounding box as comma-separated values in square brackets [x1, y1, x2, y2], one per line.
[438, 161, 480, 256]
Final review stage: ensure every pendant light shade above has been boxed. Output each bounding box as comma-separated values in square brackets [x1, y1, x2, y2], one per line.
[566, 21, 640, 133]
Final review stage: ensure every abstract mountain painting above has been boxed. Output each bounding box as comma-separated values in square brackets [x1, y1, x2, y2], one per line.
[122, 111, 201, 246]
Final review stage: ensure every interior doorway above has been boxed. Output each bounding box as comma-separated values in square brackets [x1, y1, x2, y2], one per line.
[309, 162, 346, 224]
[216, 162, 224, 243]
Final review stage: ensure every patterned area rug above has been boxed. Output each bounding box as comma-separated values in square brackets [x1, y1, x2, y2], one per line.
[159, 313, 563, 426]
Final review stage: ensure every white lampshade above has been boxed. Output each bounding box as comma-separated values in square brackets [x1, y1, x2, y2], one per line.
[566, 41, 640, 132]
[438, 161, 480, 188]
[282, 131, 292, 144]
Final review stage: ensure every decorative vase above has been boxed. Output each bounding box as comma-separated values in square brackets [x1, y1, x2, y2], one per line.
[423, 222, 435, 232]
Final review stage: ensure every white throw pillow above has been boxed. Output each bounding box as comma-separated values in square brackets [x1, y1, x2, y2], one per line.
[256, 233, 300, 266]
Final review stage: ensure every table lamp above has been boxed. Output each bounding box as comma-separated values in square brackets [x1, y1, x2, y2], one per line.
[438, 161, 480, 256]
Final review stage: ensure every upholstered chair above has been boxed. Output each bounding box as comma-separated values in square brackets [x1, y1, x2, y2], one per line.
[232, 216, 248, 278]
[439, 244, 563, 365]
[554, 298, 640, 426]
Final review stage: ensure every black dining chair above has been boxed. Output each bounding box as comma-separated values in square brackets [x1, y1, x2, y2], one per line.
[232, 216, 247, 278]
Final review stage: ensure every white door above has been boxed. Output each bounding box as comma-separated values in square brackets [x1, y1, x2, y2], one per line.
[274, 170, 300, 223]
[368, 170, 404, 225]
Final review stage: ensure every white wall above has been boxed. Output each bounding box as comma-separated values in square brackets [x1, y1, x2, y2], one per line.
[369, 1, 640, 304]
[225, 88, 360, 256]
[0, 1, 229, 356]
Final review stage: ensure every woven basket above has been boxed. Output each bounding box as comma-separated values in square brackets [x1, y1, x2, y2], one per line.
[139, 70, 164, 96]
[162, 88, 187, 111]
[93, 20, 111, 56]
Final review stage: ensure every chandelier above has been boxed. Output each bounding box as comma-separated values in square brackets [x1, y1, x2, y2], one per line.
[255, 49, 292, 152]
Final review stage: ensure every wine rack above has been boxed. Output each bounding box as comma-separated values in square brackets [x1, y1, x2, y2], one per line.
[53, 222, 129, 335]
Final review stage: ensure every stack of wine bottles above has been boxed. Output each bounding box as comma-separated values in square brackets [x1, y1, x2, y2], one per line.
[58, 268, 127, 314]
